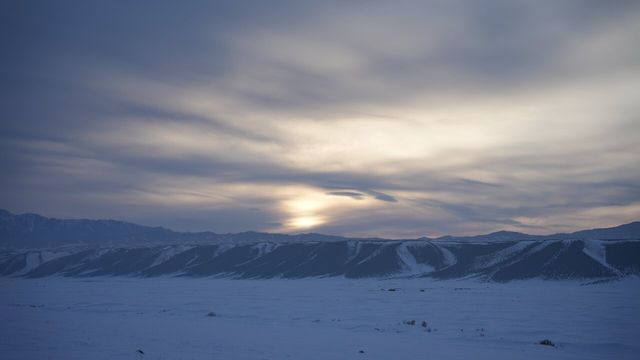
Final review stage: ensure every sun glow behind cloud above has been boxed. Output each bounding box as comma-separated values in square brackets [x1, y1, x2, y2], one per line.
[287, 216, 325, 230]
[276, 188, 379, 232]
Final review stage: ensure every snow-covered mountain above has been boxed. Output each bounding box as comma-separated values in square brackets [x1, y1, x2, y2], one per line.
[2, 209, 639, 248]
[1, 238, 638, 281]
[434, 222, 640, 242]
[0, 209, 183, 247]
[1, 209, 639, 281]
[0, 209, 369, 248]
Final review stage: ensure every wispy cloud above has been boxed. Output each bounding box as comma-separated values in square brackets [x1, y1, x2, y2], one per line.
[1, 0, 639, 237]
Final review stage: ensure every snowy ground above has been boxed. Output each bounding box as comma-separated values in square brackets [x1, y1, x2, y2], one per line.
[1, 277, 639, 360]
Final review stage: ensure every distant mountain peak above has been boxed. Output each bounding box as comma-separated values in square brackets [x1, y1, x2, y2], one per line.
[0, 209, 639, 249]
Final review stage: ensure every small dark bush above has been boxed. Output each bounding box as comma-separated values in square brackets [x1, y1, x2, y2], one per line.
[539, 339, 555, 347]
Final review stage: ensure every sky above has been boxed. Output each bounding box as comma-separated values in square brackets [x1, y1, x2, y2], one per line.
[1, 0, 639, 238]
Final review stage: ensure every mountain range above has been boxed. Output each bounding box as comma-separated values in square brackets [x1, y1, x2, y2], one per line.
[2, 209, 639, 248]
[0, 209, 638, 281]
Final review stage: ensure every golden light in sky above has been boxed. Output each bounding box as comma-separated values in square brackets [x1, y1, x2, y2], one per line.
[279, 191, 332, 231]
[287, 215, 326, 230]
[276, 189, 378, 232]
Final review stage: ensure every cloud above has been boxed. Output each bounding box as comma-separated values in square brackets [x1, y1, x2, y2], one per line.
[327, 191, 365, 200]
[1, 0, 639, 237]
[365, 191, 398, 203]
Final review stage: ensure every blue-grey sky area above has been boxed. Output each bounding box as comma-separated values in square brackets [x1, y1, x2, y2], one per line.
[1, 0, 639, 238]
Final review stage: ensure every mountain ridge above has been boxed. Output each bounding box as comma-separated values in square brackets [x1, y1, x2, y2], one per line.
[1, 209, 639, 281]
[1, 238, 638, 281]
[0, 209, 639, 249]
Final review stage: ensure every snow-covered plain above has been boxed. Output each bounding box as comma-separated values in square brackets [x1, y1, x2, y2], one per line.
[2, 277, 639, 360]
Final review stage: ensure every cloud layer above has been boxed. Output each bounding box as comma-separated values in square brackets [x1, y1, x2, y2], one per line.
[1, 0, 639, 237]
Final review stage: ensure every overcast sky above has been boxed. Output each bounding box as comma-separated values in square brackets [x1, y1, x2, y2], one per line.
[1, 0, 639, 238]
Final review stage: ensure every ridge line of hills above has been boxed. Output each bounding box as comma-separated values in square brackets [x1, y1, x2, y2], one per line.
[1, 209, 639, 281]
[1, 208, 639, 249]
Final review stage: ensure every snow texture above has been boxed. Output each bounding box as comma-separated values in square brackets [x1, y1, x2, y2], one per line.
[1, 277, 639, 359]
[2, 239, 637, 281]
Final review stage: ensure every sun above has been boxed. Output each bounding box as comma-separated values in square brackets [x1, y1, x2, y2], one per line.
[288, 215, 325, 230]
[277, 187, 376, 232]
[280, 191, 330, 231]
